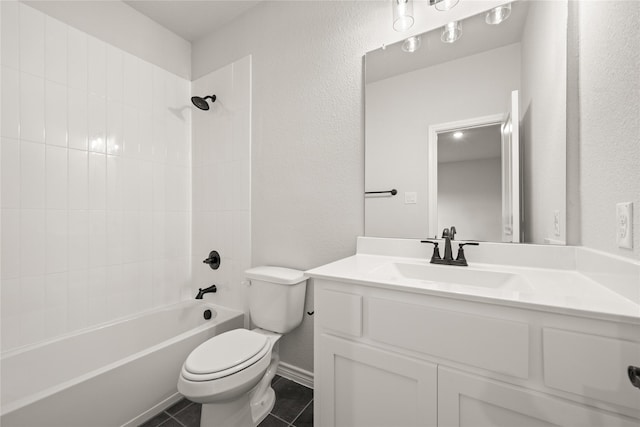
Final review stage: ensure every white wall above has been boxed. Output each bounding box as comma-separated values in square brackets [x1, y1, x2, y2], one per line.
[191, 0, 510, 375]
[577, 0, 640, 259]
[365, 44, 520, 238]
[22, 0, 191, 79]
[438, 157, 502, 242]
[191, 57, 252, 320]
[1, 2, 192, 351]
[520, 0, 568, 244]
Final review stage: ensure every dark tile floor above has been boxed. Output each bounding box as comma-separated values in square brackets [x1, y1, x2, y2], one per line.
[139, 376, 313, 427]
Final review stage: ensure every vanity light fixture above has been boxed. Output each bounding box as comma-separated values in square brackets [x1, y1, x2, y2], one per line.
[402, 36, 422, 53]
[393, 0, 414, 32]
[486, 3, 512, 25]
[453, 131, 464, 139]
[441, 21, 462, 43]
[430, 0, 460, 12]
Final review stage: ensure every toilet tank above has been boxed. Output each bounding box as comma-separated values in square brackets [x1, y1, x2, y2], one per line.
[245, 266, 307, 334]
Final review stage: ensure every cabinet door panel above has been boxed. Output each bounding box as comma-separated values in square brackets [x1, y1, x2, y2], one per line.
[438, 367, 639, 427]
[317, 334, 437, 427]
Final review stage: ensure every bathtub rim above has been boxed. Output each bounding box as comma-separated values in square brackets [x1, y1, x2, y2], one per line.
[1, 300, 244, 417]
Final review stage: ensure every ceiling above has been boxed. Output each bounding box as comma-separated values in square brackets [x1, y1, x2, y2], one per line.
[124, 0, 262, 42]
[438, 124, 502, 164]
[366, 1, 528, 84]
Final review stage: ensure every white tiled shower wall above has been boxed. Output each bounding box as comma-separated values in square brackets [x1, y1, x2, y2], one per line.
[1, 2, 192, 351]
[191, 57, 251, 321]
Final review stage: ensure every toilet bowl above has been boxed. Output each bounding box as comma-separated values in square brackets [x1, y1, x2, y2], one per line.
[178, 328, 281, 426]
[178, 266, 308, 427]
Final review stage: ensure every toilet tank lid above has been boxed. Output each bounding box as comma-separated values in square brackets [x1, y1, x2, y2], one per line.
[245, 266, 307, 285]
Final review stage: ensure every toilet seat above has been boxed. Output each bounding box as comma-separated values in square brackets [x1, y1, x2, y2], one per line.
[181, 329, 271, 382]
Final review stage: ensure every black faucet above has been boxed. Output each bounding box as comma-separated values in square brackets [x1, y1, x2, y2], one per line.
[421, 227, 479, 266]
[195, 284, 217, 299]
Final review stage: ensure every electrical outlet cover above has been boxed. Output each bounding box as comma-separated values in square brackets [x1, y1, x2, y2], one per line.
[616, 202, 633, 249]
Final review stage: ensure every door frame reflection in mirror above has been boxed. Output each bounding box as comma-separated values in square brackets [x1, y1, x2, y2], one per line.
[428, 113, 504, 239]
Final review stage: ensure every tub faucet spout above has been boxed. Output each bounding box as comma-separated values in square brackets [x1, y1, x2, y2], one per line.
[195, 284, 217, 299]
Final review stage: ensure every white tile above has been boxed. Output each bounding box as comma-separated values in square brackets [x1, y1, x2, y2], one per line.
[122, 157, 140, 211]
[139, 161, 153, 211]
[88, 152, 106, 210]
[106, 45, 123, 102]
[138, 112, 153, 160]
[45, 271, 67, 308]
[68, 210, 89, 271]
[232, 210, 251, 267]
[1, 1, 19, 68]
[20, 274, 45, 314]
[20, 209, 45, 276]
[122, 212, 139, 264]
[106, 155, 122, 211]
[1, 209, 20, 279]
[122, 105, 139, 158]
[215, 211, 233, 259]
[46, 210, 68, 273]
[43, 306, 68, 339]
[152, 112, 167, 163]
[216, 162, 234, 211]
[88, 94, 106, 153]
[68, 88, 88, 151]
[138, 261, 153, 311]
[45, 145, 68, 210]
[87, 266, 107, 325]
[152, 163, 166, 212]
[232, 108, 251, 161]
[232, 160, 251, 211]
[139, 211, 153, 262]
[45, 80, 68, 147]
[20, 140, 45, 209]
[67, 27, 87, 91]
[1, 66, 20, 139]
[87, 36, 106, 98]
[152, 212, 166, 260]
[191, 166, 204, 213]
[138, 60, 153, 112]
[1, 138, 20, 208]
[68, 149, 88, 209]
[106, 212, 123, 266]
[1, 278, 22, 320]
[20, 72, 45, 143]
[175, 166, 190, 211]
[19, 3, 44, 77]
[67, 269, 88, 330]
[45, 17, 67, 85]
[106, 101, 123, 155]
[123, 53, 139, 107]
[1, 314, 22, 351]
[20, 310, 45, 345]
[88, 211, 106, 268]
[232, 55, 251, 110]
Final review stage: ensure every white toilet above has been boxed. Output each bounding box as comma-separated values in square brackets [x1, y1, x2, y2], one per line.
[177, 266, 308, 427]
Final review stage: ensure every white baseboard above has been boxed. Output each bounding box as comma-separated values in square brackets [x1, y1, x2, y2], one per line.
[121, 392, 183, 427]
[276, 362, 314, 389]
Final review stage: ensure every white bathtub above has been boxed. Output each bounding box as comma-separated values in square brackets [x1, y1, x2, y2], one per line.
[0, 300, 244, 427]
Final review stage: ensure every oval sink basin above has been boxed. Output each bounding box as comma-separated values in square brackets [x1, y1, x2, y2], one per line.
[370, 262, 533, 292]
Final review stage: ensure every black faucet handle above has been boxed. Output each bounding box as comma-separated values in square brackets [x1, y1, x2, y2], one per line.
[421, 240, 442, 261]
[441, 228, 450, 238]
[455, 242, 479, 266]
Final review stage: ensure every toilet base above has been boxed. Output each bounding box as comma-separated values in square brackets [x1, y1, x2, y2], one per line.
[198, 385, 275, 427]
[250, 386, 275, 425]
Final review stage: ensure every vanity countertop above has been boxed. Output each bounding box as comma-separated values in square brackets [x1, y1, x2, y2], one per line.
[306, 239, 640, 324]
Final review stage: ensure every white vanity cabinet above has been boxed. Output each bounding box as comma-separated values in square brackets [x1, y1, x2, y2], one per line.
[313, 279, 640, 427]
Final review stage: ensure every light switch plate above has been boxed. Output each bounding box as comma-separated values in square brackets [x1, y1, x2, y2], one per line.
[404, 192, 417, 204]
[616, 202, 633, 249]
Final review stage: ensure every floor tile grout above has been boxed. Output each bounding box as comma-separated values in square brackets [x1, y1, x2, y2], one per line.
[290, 399, 313, 427]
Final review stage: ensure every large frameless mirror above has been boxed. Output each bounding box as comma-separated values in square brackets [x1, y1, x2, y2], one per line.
[365, 0, 568, 244]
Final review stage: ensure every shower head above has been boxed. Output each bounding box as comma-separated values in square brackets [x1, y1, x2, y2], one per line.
[191, 94, 217, 111]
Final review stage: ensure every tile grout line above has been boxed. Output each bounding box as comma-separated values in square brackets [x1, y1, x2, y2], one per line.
[289, 398, 313, 427]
